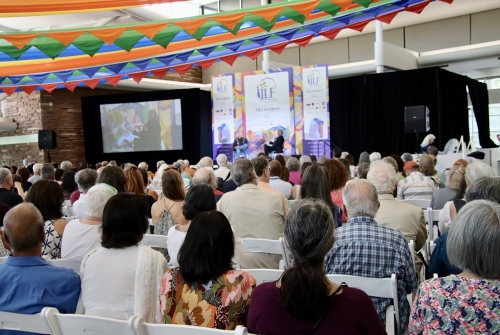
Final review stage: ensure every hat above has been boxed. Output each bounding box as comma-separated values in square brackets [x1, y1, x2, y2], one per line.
[467, 151, 485, 160]
[403, 161, 419, 171]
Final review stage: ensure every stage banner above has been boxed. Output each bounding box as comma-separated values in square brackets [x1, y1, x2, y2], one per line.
[241, 68, 295, 158]
[211, 74, 236, 161]
[301, 65, 330, 157]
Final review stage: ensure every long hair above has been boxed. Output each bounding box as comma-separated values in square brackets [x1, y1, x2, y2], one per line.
[124, 165, 146, 195]
[162, 169, 185, 201]
[300, 165, 334, 208]
[323, 159, 348, 191]
[279, 199, 335, 321]
[25, 180, 64, 221]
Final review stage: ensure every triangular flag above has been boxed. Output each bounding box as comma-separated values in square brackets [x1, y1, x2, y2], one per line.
[151, 69, 168, 79]
[80, 66, 102, 78]
[6, 75, 25, 85]
[173, 64, 193, 75]
[288, 0, 321, 20]
[92, 27, 128, 45]
[268, 42, 288, 55]
[156, 54, 176, 66]
[30, 73, 51, 84]
[0, 87, 18, 96]
[41, 84, 58, 93]
[255, 6, 286, 22]
[354, 0, 373, 8]
[335, 13, 355, 26]
[319, 28, 342, 40]
[103, 75, 124, 86]
[19, 85, 38, 95]
[376, 10, 401, 24]
[63, 81, 79, 92]
[293, 34, 315, 47]
[332, 0, 352, 11]
[440, 0, 453, 3]
[133, 59, 152, 70]
[128, 71, 148, 84]
[131, 23, 168, 40]
[348, 19, 371, 32]
[197, 46, 218, 57]
[305, 21, 328, 34]
[221, 54, 239, 66]
[223, 40, 245, 52]
[249, 35, 271, 46]
[405, 1, 430, 14]
[174, 18, 210, 36]
[196, 59, 217, 69]
[1, 34, 37, 50]
[243, 48, 262, 60]
[83, 78, 101, 89]
[276, 28, 300, 41]
[212, 13, 247, 32]
[106, 62, 128, 75]
[176, 50, 194, 62]
[54, 70, 74, 82]
[46, 31, 85, 46]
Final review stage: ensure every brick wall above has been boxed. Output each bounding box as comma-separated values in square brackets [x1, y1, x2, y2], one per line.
[149, 66, 202, 83]
[0, 91, 44, 166]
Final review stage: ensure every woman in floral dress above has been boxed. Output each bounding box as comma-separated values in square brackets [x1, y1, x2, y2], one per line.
[160, 210, 255, 329]
[408, 200, 500, 334]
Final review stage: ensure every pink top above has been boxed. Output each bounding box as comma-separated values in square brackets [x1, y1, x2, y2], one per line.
[70, 190, 81, 205]
[289, 171, 301, 185]
[331, 191, 346, 223]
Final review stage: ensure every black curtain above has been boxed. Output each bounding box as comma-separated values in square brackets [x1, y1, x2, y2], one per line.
[467, 78, 497, 148]
[330, 68, 473, 163]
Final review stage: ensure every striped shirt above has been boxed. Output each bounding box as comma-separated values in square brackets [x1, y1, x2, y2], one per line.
[397, 172, 436, 200]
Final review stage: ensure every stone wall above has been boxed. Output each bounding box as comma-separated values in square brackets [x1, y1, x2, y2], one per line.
[150, 66, 202, 83]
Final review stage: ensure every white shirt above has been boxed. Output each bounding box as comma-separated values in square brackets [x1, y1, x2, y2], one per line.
[438, 201, 453, 234]
[81, 246, 138, 320]
[268, 176, 292, 199]
[27, 175, 42, 184]
[166, 226, 186, 268]
[214, 166, 230, 180]
[61, 219, 101, 262]
[73, 193, 88, 219]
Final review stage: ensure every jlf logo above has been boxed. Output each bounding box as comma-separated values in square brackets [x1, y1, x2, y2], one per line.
[256, 77, 277, 101]
[307, 70, 321, 85]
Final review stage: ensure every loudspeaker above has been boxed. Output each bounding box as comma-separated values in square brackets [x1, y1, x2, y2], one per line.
[38, 130, 57, 150]
[404, 106, 430, 134]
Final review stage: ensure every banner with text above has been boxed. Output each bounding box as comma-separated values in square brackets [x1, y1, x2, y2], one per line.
[211, 74, 236, 161]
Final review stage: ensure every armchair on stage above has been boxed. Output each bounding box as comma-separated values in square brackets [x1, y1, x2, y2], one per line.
[233, 136, 249, 159]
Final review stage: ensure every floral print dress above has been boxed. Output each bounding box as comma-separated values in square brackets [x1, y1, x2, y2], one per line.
[408, 275, 500, 334]
[160, 268, 256, 329]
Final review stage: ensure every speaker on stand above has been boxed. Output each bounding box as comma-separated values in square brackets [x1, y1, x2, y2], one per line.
[38, 130, 57, 163]
[404, 106, 430, 152]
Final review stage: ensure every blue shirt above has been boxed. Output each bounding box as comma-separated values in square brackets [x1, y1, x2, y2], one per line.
[0, 256, 81, 335]
[428, 232, 462, 278]
[325, 216, 417, 334]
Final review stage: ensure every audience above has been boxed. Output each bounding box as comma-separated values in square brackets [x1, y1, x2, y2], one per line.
[0, 203, 81, 320]
[344, 154, 355, 177]
[397, 161, 436, 200]
[0, 168, 23, 208]
[183, 159, 195, 177]
[0, 203, 11, 257]
[431, 164, 466, 210]
[299, 155, 311, 166]
[96, 165, 127, 193]
[248, 199, 385, 335]
[192, 167, 223, 202]
[72, 169, 98, 218]
[310, 154, 317, 163]
[268, 160, 292, 199]
[160, 211, 255, 329]
[41, 164, 55, 181]
[323, 159, 349, 223]
[215, 154, 231, 180]
[401, 152, 413, 163]
[60, 161, 73, 172]
[332, 146, 342, 158]
[356, 162, 370, 179]
[198, 156, 214, 169]
[325, 179, 417, 333]
[124, 165, 155, 217]
[27, 163, 43, 184]
[286, 157, 301, 185]
[173, 160, 191, 190]
[61, 184, 117, 262]
[218, 159, 285, 269]
[409, 200, 500, 334]
[81, 193, 168, 323]
[419, 154, 441, 188]
[25, 180, 67, 259]
[252, 156, 289, 216]
[137, 167, 159, 201]
[151, 169, 188, 236]
[389, 154, 405, 182]
[16, 167, 32, 192]
[369, 152, 381, 162]
[60, 171, 78, 200]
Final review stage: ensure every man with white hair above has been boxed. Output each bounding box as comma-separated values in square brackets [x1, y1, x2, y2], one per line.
[28, 163, 43, 184]
[215, 154, 230, 180]
[193, 167, 223, 202]
[367, 161, 427, 273]
[325, 179, 417, 333]
[183, 159, 195, 177]
[369, 152, 381, 162]
[73, 169, 98, 219]
[60, 161, 73, 172]
[0, 168, 23, 208]
[198, 156, 214, 169]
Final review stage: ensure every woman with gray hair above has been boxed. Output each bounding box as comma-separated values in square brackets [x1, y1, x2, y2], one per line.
[247, 199, 385, 335]
[286, 157, 301, 185]
[354, 152, 370, 178]
[409, 200, 500, 334]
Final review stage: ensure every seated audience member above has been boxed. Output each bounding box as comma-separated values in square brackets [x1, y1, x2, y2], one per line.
[41, 164, 55, 181]
[286, 157, 301, 185]
[356, 162, 370, 179]
[215, 154, 231, 180]
[124, 165, 155, 217]
[369, 152, 381, 162]
[217, 158, 285, 269]
[26, 180, 67, 259]
[96, 165, 127, 192]
[138, 167, 159, 201]
[268, 160, 292, 199]
[61, 184, 117, 262]
[160, 211, 256, 329]
[438, 161, 495, 233]
[368, 162, 427, 273]
[354, 152, 370, 177]
[431, 164, 465, 210]
[409, 200, 500, 334]
[172, 160, 191, 190]
[323, 159, 349, 223]
[11, 174, 25, 199]
[419, 154, 441, 188]
[60, 171, 77, 200]
[401, 152, 413, 163]
[0, 203, 11, 257]
[72, 169, 98, 218]
[389, 154, 406, 182]
[192, 167, 223, 202]
[0, 168, 23, 208]
[138, 162, 153, 179]
[344, 154, 355, 178]
[310, 154, 317, 163]
[300, 164, 342, 227]
[338, 159, 351, 179]
[397, 161, 436, 200]
[430, 177, 500, 278]
[299, 155, 311, 166]
[183, 159, 195, 177]
[60, 160, 73, 172]
[151, 169, 188, 236]
[198, 156, 214, 169]
[252, 156, 289, 215]
[332, 146, 342, 158]
[275, 154, 286, 167]
[54, 168, 64, 185]
[325, 179, 417, 333]
[16, 167, 32, 192]
[81, 193, 168, 323]
[0, 204, 80, 325]
[248, 199, 385, 335]
[27, 163, 43, 184]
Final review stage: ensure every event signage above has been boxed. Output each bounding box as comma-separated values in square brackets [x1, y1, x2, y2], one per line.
[211, 74, 236, 160]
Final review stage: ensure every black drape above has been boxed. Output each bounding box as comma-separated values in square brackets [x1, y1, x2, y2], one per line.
[467, 79, 497, 148]
[330, 68, 477, 163]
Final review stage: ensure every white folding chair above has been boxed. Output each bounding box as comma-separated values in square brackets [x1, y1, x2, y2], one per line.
[61, 206, 74, 217]
[139, 234, 168, 248]
[48, 259, 81, 274]
[327, 274, 399, 335]
[244, 269, 283, 285]
[0, 307, 52, 334]
[398, 199, 431, 208]
[133, 317, 249, 335]
[44, 307, 138, 335]
[241, 238, 286, 270]
[429, 240, 436, 255]
[287, 200, 297, 208]
[0, 257, 7, 263]
[63, 200, 71, 207]
[408, 240, 416, 273]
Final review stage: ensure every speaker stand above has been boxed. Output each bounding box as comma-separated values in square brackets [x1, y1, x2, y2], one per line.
[46, 150, 51, 164]
[416, 133, 420, 154]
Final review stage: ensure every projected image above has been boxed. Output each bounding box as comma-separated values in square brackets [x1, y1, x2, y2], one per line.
[100, 99, 182, 153]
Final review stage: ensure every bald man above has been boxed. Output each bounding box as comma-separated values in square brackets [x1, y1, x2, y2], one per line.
[268, 160, 292, 199]
[193, 167, 224, 202]
[0, 203, 81, 323]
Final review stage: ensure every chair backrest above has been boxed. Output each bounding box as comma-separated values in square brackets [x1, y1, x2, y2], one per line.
[241, 238, 286, 270]
[0, 257, 7, 263]
[63, 200, 71, 207]
[44, 307, 138, 335]
[424, 209, 441, 241]
[244, 269, 283, 286]
[61, 206, 74, 217]
[430, 240, 436, 255]
[0, 308, 52, 334]
[139, 234, 168, 248]
[48, 259, 81, 273]
[399, 199, 431, 208]
[408, 240, 416, 273]
[134, 318, 249, 335]
[327, 273, 399, 335]
[287, 200, 297, 208]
